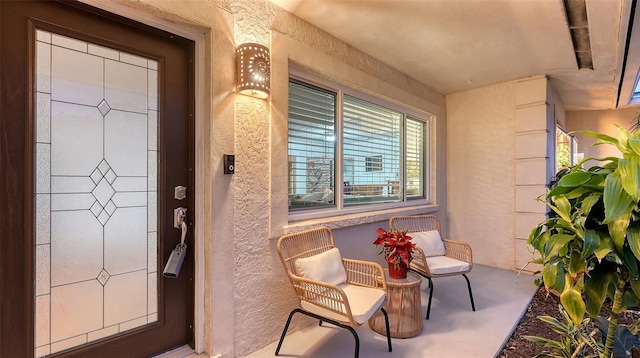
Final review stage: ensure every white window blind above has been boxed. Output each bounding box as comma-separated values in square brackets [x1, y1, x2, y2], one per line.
[343, 95, 401, 206]
[406, 117, 425, 198]
[288, 81, 336, 210]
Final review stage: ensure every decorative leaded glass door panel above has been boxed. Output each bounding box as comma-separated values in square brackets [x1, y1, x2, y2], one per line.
[0, 2, 194, 357]
[35, 30, 163, 356]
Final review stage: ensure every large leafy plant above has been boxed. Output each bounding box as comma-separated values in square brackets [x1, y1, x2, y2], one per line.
[527, 127, 640, 357]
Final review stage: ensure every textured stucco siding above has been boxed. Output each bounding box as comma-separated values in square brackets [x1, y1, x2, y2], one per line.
[446, 82, 517, 270]
[103, 0, 447, 357]
[566, 107, 639, 164]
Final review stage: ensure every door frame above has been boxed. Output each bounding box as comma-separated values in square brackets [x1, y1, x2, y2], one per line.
[0, 0, 207, 354]
[81, 2, 208, 353]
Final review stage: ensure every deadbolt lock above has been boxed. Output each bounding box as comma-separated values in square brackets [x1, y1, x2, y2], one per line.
[174, 186, 187, 200]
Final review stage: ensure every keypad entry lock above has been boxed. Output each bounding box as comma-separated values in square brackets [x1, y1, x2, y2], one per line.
[164, 207, 187, 278]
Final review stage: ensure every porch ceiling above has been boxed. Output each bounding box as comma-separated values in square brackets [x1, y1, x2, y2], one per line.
[269, 0, 637, 111]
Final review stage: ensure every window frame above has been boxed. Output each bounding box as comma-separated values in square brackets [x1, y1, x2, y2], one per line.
[555, 126, 577, 173]
[288, 68, 432, 222]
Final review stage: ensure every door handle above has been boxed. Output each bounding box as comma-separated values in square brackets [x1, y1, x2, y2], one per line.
[164, 207, 187, 278]
[174, 207, 187, 229]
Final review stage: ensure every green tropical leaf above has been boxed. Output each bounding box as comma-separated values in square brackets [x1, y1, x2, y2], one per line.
[584, 266, 612, 316]
[604, 171, 634, 223]
[628, 137, 640, 156]
[568, 251, 586, 278]
[537, 315, 568, 333]
[551, 218, 577, 235]
[560, 283, 586, 326]
[584, 176, 605, 192]
[618, 246, 640, 278]
[594, 234, 613, 261]
[524, 335, 553, 345]
[578, 130, 619, 147]
[580, 194, 601, 217]
[564, 186, 591, 200]
[583, 157, 620, 168]
[608, 206, 633, 251]
[544, 234, 574, 257]
[618, 156, 640, 201]
[528, 223, 545, 249]
[548, 185, 576, 198]
[536, 229, 552, 253]
[529, 257, 544, 264]
[617, 126, 631, 151]
[581, 184, 605, 193]
[543, 263, 566, 293]
[556, 172, 593, 187]
[543, 263, 558, 289]
[581, 229, 600, 259]
[627, 222, 640, 261]
[551, 196, 572, 223]
[622, 290, 637, 312]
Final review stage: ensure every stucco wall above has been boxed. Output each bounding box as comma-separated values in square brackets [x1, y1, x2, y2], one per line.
[566, 107, 638, 164]
[446, 82, 517, 270]
[101, 0, 448, 357]
[446, 77, 562, 272]
[104, 0, 239, 355]
[73, 1, 627, 356]
[241, 3, 448, 355]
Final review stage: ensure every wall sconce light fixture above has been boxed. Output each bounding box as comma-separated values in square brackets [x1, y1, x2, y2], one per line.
[236, 43, 270, 99]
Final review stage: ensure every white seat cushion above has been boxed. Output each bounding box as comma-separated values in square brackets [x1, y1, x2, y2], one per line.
[425, 256, 470, 275]
[411, 230, 446, 257]
[295, 247, 347, 286]
[300, 283, 386, 325]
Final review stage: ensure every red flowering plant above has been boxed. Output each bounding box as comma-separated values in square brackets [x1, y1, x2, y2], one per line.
[373, 228, 416, 268]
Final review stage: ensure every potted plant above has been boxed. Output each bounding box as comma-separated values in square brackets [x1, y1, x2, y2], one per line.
[526, 126, 640, 357]
[374, 228, 416, 279]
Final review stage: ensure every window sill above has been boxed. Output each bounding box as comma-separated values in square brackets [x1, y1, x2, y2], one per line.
[282, 204, 439, 235]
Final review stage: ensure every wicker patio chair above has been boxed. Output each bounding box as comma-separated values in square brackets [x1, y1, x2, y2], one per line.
[389, 215, 475, 320]
[276, 226, 392, 358]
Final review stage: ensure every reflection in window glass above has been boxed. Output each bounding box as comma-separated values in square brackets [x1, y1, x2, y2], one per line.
[406, 117, 425, 199]
[343, 95, 401, 206]
[287, 77, 430, 214]
[556, 127, 576, 172]
[287, 81, 336, 210]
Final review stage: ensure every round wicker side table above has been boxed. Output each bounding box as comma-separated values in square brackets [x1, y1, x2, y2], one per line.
[368, 269, 423, 338]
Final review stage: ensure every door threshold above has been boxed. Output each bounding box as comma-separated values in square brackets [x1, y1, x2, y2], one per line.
[153, 345, 196, 358]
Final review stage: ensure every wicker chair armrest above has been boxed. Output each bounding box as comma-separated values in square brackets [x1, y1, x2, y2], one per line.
[409, 246, 433, 276]
[289, 274, 353, 321]
[342, 258, 387, 290]
[442, 238, 473, 264]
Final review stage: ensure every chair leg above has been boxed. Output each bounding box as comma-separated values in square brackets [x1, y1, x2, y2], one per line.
[344, 325, 360, 358]
[275, 308, 300, 356]
[275, 308, 369, 357]
[415, 271, 474, 320]
[463, 274, 476, 311]
[380, 308, 392, 352]
[426, 277, 434, 320]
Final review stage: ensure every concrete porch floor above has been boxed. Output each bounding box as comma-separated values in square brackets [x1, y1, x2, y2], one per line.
[160, 264, 538, 358]
[243, 264, 538, 358]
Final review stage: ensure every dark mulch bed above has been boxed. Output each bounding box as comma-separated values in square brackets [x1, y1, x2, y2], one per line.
[498, 286, 640, 357]
[498, 286, 564, 357]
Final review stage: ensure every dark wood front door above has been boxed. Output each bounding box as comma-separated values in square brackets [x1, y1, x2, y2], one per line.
[0, 1, 194, 357]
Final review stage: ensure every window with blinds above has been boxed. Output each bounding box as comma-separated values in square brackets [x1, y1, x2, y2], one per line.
[288, 81, 336, 210]
[287, 77, 430, 214]
[406, 117, 425, 199]
[343, 95, 401, 206]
